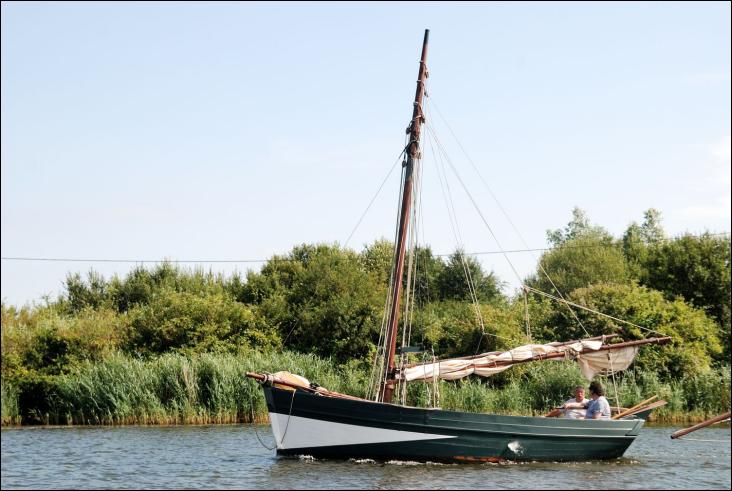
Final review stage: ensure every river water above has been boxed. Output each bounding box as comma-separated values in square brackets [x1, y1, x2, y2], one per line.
[1, 424, 729, 489]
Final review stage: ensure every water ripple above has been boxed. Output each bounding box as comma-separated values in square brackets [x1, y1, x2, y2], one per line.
[1, 424, 729, 490]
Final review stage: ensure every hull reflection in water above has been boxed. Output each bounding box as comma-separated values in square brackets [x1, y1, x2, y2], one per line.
[264, 386, 644, 462]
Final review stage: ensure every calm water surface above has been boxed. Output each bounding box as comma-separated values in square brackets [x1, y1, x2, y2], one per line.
[1, 424, 730, 489]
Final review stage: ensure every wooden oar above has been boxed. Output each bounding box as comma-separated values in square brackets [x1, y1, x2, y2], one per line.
[616, 399, 667, 419]
[611, 395, 658, 420]
[671, 411, 732, 439]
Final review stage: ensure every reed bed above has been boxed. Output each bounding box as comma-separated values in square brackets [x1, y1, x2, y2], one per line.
[1, 381, 21, 426]
[3, 353, 729, 425]
[403, 361, 730, 422]
[42, 351, 367, 425]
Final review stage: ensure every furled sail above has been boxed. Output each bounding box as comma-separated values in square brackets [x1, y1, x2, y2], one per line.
[398, 338, 643, 382]
[575, 345, 639, 380]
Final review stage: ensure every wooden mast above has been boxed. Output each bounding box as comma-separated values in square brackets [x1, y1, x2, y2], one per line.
[379, 29, 430, 403]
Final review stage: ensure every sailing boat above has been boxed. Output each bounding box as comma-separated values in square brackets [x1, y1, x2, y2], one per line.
[246, 30, 670, 462]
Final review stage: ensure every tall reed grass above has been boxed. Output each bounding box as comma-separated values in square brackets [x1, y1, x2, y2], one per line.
[404, 361, 730, 422]
[48, 351, 368, 425]
[1, 381, 21, 425]
[5, 352, 729, 425]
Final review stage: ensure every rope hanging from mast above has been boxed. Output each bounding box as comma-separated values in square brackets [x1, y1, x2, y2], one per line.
[377, 29, 430, 404]
[372, 29, 667, 402]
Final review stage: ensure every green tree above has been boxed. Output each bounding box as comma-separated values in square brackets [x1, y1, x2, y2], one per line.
[622, 222, 647, 279]
[547, 207, 610, 246]
[436, 250, 503, 303]
[639, 208, 665, 244]
[529, 232, 630, 296]
[64, 271, 109, 313]
[359, 241, 446, 305]
[360, 239, 394, 286]
[622, 208, 666, 279]
[411, 246, 446, 305]
[124, 290, 279, 356]
[541, 283, 722, 379]
[641, 233, 731, 360]
[413, 300, 523, 359]
[242, 244, 385, 363]
[532, 208, 630, 295]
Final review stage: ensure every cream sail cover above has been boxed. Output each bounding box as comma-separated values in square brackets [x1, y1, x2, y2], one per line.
[399, 340, 639, 382]
[576, 345, 639, 380]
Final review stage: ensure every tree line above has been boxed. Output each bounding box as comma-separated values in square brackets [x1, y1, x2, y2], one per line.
[1, 208, 729, 423]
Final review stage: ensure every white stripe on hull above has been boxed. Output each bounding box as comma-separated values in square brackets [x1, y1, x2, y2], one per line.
[269, 413, 456, 450]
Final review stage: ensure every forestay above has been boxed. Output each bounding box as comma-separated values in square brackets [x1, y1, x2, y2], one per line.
[398, 340, 640, 382]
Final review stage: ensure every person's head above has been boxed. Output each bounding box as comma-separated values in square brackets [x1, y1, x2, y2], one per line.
[588, 381, 605, 398]
[573, 385, 586, 401]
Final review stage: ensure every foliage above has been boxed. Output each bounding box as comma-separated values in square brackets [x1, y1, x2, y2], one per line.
[40, 350, 368, 425]
[616, 365, 731, 421]
[2, 304, 123, 380]
[529, 233, 631, 295]
[124, 291, 280, 356]
[241, 243, 386, 363]
[640, 233, 731, 359]
[622, 209, 666, 278]
[359, 238, 395, 286]
[1, 206, 730, 425]
[529, 208, 631, 294]
[435, 250, 503, 303]
[515, 361, 589, 411]
[546, 207, 613, 246]
[64, 271, 109, 313]
[2, 351, 729, 425]
[620, 212, 730, 360]
[1, 380, 20, 425]
[540, 283, 722, 379]
[413, 301, 526, 359]
[411, 246, 446, 305]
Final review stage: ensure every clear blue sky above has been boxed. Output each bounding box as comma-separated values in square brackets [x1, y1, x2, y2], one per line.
[2, 2, 730, 307]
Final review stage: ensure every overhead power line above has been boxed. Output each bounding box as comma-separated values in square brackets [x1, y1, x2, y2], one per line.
[1, 232, 729, 264]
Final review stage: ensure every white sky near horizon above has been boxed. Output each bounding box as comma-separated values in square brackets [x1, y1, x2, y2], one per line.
[1, 2, 730, 308]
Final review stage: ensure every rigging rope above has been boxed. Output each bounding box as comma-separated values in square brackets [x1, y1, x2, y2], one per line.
[524, 286, 668, 337]
[344, 145, 409, 248]
[249, 381, 296, 451]
[427, 98, 591, 337]
[424, 119, 486, 339]
[372, 134, 418, 402]
[424, 123, 525, 287]
[277, 389, 297, 448]
[250, 387, 276, 451]
[524, 289, 531, 341]
[398, 151, 422, 405]
[607, 351, 622, 415]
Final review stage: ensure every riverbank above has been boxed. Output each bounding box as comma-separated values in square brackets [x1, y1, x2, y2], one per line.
[2, 351, 729, 427]
[2, 414, 728, 428]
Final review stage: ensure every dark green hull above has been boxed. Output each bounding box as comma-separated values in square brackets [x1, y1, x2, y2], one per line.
[263, 386, 644, 462]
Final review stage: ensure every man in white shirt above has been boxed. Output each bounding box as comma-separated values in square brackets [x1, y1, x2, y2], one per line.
[546, 385, 589, 419]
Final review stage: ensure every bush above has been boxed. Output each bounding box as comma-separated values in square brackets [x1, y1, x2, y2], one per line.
[124, 291, 280, 356]
[542, 284, 722, 379]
